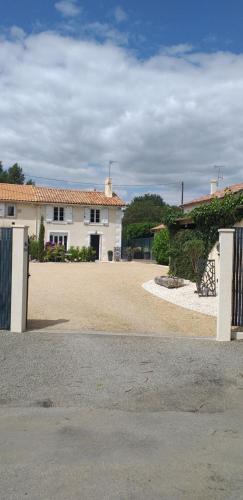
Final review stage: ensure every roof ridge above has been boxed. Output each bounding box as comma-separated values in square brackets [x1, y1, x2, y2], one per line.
[0, 182, 125, 206]
[183, 182, 243, 206]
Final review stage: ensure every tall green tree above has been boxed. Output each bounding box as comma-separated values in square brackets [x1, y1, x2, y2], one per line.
[7, 163, 25, 184]
[122, 193, 181, 226]
[122, 194, 167, 226]
[38, 216, 45, 262]
[0, 162, 34, 184]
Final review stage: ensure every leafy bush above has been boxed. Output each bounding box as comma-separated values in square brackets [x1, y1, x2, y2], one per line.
[191, 192, 243, 253]
[29, 235, 39, 260]
[169, 230, 205, 281]
[86, 246, 96, 262]
[67, 246, 80, 262]
[152, 229, 170, 265]
[44, 243, 66, 262]
[182, 239, 205, 276]
[166, 192, 243, 281]
[66, 246, 96, 262]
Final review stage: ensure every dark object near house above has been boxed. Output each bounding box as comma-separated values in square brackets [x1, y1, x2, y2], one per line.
[108, 250, 113, 261]
[196, 259, 216, 297]
[90, 234, 100, 260]
[0, 228, 12, 329]
[114, 247, 121, 261]
[144, 251, 151, 260]
[155, 276, 185, 289]
[232, 227, 243, 326]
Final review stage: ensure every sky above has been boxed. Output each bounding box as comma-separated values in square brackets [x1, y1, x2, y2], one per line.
[1, 0, 243, 204]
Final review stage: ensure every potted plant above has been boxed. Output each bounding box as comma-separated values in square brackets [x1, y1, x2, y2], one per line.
[108, 250, 113, 261]
[126, 247, 133, 261]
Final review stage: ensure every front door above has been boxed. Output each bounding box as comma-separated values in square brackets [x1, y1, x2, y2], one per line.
[90, 234, 100, 260]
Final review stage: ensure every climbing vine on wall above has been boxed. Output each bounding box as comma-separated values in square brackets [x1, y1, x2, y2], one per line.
[167, 192, 243, 280]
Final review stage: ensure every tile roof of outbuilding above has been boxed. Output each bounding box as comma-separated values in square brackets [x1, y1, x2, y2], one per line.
[0, 183, 125, 207]
[182, 182, 243, 208]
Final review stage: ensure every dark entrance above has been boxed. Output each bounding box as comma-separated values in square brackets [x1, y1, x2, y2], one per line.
[0, 228, 13, 330]
[90, 234, 100, 260]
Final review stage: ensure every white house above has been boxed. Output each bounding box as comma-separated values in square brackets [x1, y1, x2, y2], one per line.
[0, 178, 125, 261]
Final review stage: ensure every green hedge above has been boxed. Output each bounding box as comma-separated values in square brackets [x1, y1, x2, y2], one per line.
[152, 229, 170, 265]
[169, 230, 205, 281]
[29, 236, 39, 260]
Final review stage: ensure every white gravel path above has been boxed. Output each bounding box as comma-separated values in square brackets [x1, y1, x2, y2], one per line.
[142, 280, 218, 317]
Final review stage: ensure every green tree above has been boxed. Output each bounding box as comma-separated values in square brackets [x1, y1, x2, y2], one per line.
[122, 194, 167, 226]
[0, 161, 8, 183]
[152, 229, 170, 265]
[0, 161, 34, 184]
[182, 238, 205, 276]
[7, 163, 25, 184]
[38, 216, 45, 262]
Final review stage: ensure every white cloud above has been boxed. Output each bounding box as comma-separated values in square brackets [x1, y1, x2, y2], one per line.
[55, 0, 81, 17]
[0, 31, 243, 203]
[85, 22, 128, 45]
[114, 6, 127, 23]
[9, 26, 26, 40]
[160, 44, 194, 56]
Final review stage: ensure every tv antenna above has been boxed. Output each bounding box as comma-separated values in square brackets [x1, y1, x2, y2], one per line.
[214, 165, 224, 185]
[108, 160, 118, 178]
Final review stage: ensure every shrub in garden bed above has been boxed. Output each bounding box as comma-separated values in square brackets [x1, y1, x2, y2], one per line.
[152, 228, 170, 265]
[44, 242, 66, 262]
[29, 236, 39, 260]
[66, 246, 96, 262]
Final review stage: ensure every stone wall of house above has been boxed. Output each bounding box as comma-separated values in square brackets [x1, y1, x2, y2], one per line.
[0, 203, 122, 261]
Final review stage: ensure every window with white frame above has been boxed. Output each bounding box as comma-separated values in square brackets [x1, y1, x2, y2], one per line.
[6, 204, 15, 217]
[90, 208, 100, 223]
[50, 233, 68, 250]
[53, 206, 64, 222]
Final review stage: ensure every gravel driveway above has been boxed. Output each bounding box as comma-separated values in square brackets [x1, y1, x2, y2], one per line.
[28, 261, 216, 337]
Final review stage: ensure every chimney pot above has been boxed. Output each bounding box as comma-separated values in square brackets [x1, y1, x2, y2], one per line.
[210, 179, 218, 195]
[105, 177, 113, 198]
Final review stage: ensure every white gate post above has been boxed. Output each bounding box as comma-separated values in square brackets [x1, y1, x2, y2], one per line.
[217, 228, 235, 341]
[10, 226, 29, 333]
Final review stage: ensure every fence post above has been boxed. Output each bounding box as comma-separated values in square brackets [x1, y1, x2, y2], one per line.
[10, 226, 29, 333]
[217, 228, 235, 341]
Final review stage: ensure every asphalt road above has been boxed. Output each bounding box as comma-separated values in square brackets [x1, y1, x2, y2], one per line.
[1, 330, 243, 499]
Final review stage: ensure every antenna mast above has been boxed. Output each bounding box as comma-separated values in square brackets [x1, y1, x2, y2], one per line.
[214, 165, 224, 186]
[108, 160, 118, 179]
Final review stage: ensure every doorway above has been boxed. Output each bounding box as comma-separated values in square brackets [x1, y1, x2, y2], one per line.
[90, 234, 100, 260]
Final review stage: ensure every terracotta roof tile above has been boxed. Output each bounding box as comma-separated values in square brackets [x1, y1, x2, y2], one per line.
[183, 183, 243, 208]
[0, 183, 125, 207]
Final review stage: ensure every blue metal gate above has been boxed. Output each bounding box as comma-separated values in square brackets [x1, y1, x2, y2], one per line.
[0, 228, 13, 330]
[232, 228, 243, 327]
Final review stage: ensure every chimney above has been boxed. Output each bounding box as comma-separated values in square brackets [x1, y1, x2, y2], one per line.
[210, 179, 218, 195]
[105, 177, 113, 198]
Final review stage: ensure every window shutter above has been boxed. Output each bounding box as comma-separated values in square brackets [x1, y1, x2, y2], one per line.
[0, 203, 5, 218]
[84, 207, 90, 224]
[65, 206, 73, 224]
[101, 208, 109, 225]
[46, 205, 53, 223]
